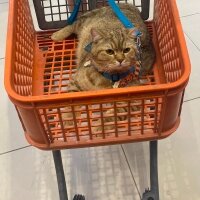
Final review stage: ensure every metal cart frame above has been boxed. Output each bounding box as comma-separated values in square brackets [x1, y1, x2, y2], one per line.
[52, 140, 159, 200]
[35, 1, 160, 198]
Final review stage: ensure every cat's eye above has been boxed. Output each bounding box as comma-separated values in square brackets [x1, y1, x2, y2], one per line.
[123, 48, 131, 53]
[106, 49, 114, 55]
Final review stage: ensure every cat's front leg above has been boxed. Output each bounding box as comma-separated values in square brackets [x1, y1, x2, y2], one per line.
[51, 25, 74, 41]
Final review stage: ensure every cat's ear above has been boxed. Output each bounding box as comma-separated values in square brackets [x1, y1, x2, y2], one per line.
[91, 28, 102, 42]
[128, 28, 142, 38]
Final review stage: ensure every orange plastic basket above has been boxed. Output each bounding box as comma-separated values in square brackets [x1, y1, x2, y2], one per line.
[4, 0, 190, 150]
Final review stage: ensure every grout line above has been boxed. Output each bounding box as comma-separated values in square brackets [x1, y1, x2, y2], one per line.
[0, 2, 8, 5]
[184, 32, 200, 52]
[120, 145, 142, 200]
[0, 145, 31, 156]
[181, 13, 200, 18]
[183, 97, 200, 103]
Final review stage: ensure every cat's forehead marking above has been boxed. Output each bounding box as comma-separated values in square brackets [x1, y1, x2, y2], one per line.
[96, 29, 136, 51]
[110, 31, 126, 50]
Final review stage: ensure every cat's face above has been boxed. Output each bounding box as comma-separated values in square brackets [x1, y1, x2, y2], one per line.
[89, 28, 139, 74]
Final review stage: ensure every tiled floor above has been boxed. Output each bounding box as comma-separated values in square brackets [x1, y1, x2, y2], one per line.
[0, 0, 200, 200]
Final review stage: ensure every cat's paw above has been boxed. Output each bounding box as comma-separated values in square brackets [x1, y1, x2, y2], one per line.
[51, 26, 73, 41]
[51, 31, 66, 42]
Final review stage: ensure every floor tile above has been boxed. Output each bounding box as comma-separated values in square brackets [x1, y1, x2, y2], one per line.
[181, 34, 200, 101]
[123, 99, 200, 200]
[0, 59, 28, 154]
[122, 143, 150, 197]
[0, 1, 39, 60]
[181, 14, 200, 50]
[176, 0, 200, 17]
[0, 145, 140, 200]
[29, 0, 34, 6]
[0, 3, 8, 59]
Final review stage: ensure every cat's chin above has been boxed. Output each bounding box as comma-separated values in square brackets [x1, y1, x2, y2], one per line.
[107, 65, 133, 74]
[95, 62, 136, 74]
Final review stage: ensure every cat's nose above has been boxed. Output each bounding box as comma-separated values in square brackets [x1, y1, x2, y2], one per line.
[116, 54, 125, 64]
[117, 59, 124, 64]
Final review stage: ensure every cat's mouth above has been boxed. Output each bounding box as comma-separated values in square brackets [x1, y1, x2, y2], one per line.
[105, 61, 137, 74]
[91, 59, 138, 74]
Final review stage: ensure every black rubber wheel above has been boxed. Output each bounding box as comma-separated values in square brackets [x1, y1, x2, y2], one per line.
[73, 194, 85, 200]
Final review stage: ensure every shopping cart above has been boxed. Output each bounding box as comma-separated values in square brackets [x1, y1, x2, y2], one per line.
[4, 0, 191, 199]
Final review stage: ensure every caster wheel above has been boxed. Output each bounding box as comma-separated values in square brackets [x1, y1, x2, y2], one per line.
[73, 194, 85, 200]
[142, 189, 156, 200]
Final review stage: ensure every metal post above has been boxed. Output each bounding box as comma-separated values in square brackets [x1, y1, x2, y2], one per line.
[52, 150, 68, 200]
[150, 141, 159, 200]
[141, 0, 150, 20]
[142, 141, 159, 200]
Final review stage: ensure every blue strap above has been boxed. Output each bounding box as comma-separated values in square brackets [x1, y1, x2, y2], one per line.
[108, 0, 142, 36]
[84, 42, 93, 52]
[102, 66, 135, 82]
[67, 0, 82, 25]
[108, 0, 133, 29]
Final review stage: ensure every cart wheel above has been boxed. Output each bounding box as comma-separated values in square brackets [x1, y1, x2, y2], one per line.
[73, 194, 85, 200]
[142, 188, 156, 200]
[142, 195, 155, 200]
